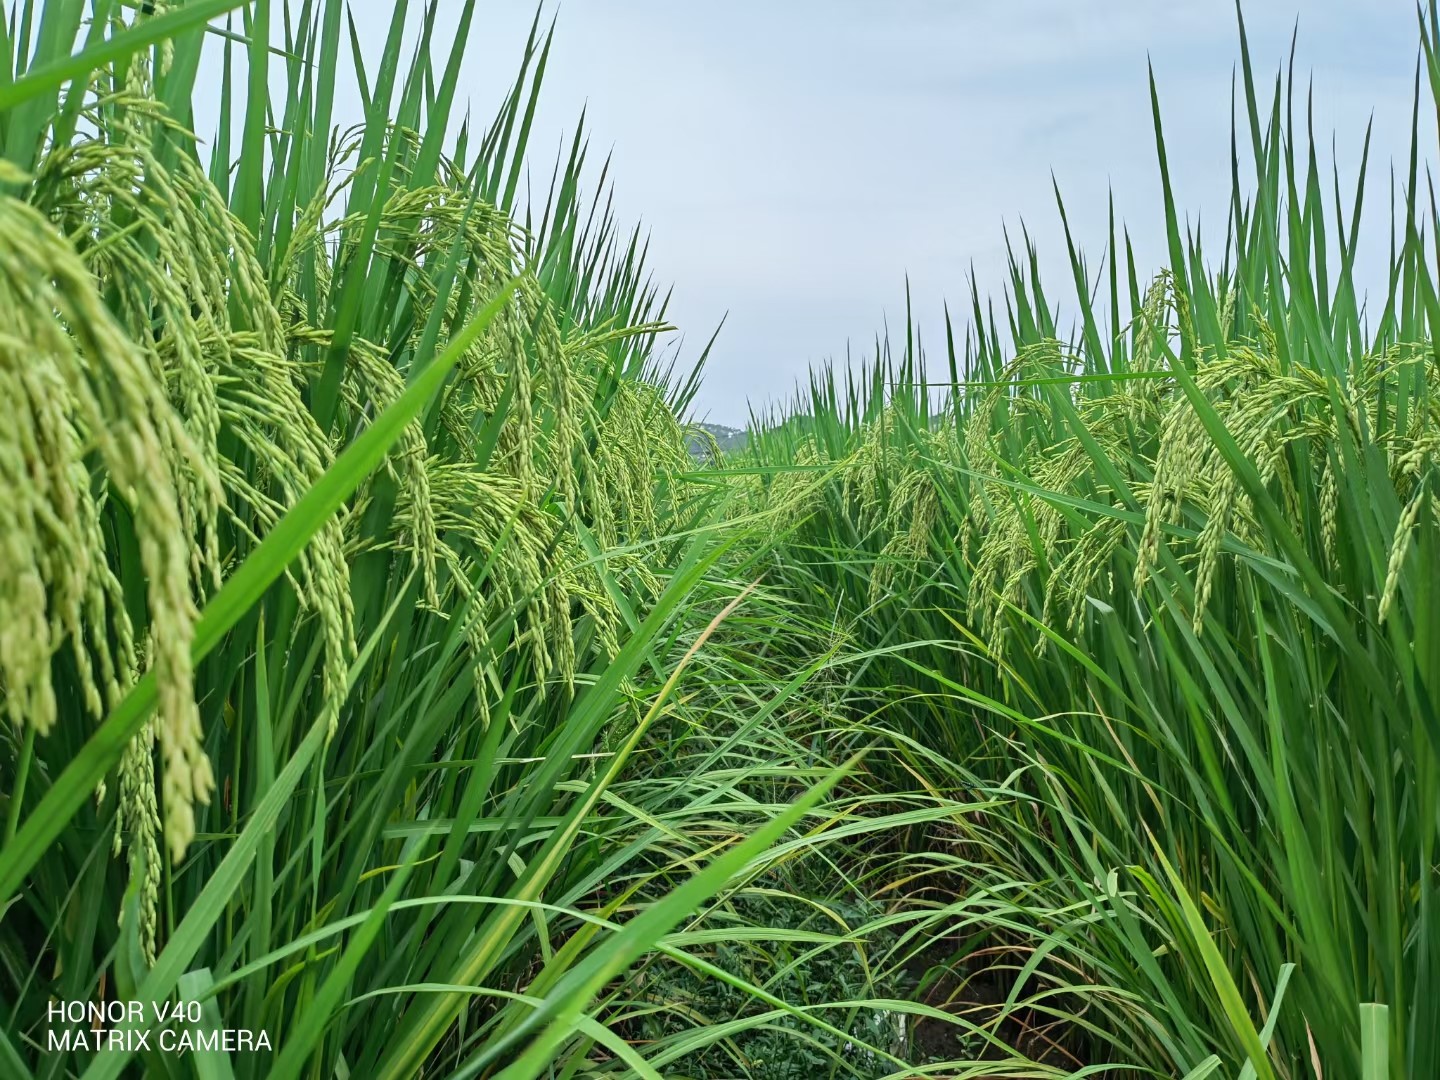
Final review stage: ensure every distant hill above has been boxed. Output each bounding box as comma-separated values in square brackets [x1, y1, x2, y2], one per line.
[687, 422, 748, 458]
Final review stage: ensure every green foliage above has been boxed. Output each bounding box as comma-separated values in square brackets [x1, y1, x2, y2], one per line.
[688, 422, 749, 460]
[728, 9, 1440, 1077]
[0, 4, 820, 1078]
[629, 890, 903, 1080]
[5, 2, 1440, 1079]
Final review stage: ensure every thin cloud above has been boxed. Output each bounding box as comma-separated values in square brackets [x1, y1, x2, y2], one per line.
[211, 2, 1423, 422]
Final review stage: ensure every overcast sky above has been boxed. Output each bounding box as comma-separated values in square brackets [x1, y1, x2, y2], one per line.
[321, 2, 1422, 423]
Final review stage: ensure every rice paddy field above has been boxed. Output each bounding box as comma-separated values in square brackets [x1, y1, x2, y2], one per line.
[1, 2, 1437, 1078]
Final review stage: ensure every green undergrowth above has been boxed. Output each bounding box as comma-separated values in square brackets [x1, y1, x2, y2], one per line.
[624, 889, 904, 1080]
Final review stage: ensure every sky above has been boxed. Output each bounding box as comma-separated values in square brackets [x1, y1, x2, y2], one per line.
[312, 2, 1422, 424]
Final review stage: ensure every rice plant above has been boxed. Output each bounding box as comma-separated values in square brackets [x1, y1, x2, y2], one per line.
[4, 1, 1438, 1078]
[0, 3, 848, 1077]
[733, 9, 1440, 1076]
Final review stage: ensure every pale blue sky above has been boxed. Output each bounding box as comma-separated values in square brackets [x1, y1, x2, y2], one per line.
[331, 2, 1421, 422]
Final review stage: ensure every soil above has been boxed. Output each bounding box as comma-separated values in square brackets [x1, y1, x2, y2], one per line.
[899, 936, 1098, 1074]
